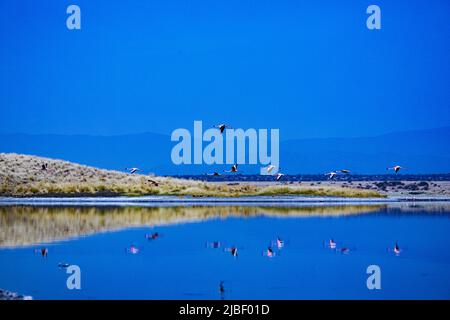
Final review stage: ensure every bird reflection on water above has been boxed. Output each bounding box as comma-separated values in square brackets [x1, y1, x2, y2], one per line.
[1, 203, 450, 299]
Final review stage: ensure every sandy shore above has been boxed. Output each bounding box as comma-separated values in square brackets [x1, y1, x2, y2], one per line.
[2, 153, 449, 198]
[1, 180, 449, 204]
[211, 180, 450, 198]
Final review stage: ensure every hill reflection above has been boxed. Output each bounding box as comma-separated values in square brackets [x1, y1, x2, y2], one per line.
[0, 205, 384, 247]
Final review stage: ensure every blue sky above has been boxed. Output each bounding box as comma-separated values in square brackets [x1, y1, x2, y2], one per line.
[0, 0, 449, 139]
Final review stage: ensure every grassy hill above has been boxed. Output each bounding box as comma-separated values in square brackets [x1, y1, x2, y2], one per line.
[0, 153, 382, 198]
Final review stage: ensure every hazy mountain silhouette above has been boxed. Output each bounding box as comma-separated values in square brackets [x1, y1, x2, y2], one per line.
[0, 127, 449, 174]
[280, 126, 450, 174]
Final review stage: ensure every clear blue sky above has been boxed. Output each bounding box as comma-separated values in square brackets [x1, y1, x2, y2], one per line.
[0, 0, 449, 139]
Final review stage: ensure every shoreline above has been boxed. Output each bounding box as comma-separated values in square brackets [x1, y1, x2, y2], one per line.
[2, 202, 449, 249]
[1, 195, 450, 207]
[2, 154, 449, 199]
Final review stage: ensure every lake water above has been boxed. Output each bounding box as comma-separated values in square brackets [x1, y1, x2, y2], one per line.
[0, 202, 449, 299]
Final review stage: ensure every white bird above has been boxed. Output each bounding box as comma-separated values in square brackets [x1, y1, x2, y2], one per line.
[387, 165, 402, 173]
[393, 242, 401, 255]
[224, 164, 239, 173]
[275, 173, 284, 181]
[326, 171, 337, 179]
[266, 165, 276, 173]
[213, 124, 232, 134]
[328, 239, 337, 249]
[126, 167, 140, 174]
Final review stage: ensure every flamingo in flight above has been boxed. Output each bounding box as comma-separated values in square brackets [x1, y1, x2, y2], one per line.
[275, 173, 284, 181]
[213, 124, 232, 134]
[266, 165, 276, 173]
[326, 171, 338, 179]
[387, 165, 403, 173]
[126, 167, 141, 174]
[224, 164, 239, 173]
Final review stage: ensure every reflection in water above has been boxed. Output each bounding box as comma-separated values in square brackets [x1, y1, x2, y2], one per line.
[1, 203, 450, 299]
[0, 205, 384, 247]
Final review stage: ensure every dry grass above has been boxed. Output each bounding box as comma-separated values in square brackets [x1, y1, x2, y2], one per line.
[0, 153, 383, 198]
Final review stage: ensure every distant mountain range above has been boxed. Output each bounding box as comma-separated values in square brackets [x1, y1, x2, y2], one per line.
[281, 127, 450, 174]
[0, 127, 449, 174]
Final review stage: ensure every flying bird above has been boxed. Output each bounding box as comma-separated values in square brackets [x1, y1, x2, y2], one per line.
[266, 165, 276, 173]
[224, 164, 239, 173]
[126, 167, 141, 174]
[326, 171, 337, 179]
[275, 173, 284, 181]
[147, 179, 159, 186]
[339, 169, 350, 174]
[387, 165, 402, 173]
[213, 124, 232, 134]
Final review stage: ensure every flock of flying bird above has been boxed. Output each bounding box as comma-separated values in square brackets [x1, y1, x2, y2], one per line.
[121, 124, 405, 181]
[34, 123, 406, 297]
[36, 123, 404, 186]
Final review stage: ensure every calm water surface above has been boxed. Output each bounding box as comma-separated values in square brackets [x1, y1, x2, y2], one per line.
[0, 203, 449, 299]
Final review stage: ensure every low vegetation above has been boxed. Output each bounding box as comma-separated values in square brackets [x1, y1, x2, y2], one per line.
[0, 153, 383, 198]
